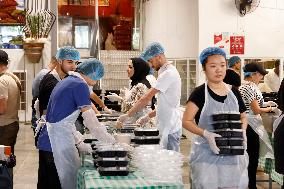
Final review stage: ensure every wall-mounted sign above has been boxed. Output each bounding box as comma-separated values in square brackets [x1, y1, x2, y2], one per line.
[0, 0, 25, 25]
[214, 32, 230, 54]
[230, 36, 245, 54]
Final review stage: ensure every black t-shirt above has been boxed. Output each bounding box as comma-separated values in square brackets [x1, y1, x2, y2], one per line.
[223, 69, 241, 88]
[187, 83, 247, 124]
[38, 73, 59, 115]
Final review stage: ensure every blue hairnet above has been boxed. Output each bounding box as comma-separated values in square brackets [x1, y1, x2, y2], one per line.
[244, 71, 254, 77]
[199, 47, 226, 65]
[228, 56, 241, 68]
[56, 46, 80, 61]
[140, 42, 165, 62]
[77, 58, 104, 80]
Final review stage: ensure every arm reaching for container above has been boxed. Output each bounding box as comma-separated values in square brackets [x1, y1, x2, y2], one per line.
[81, 107, 115, 144]
[106, 92, 123, 102]
[73, 131, 92, 154]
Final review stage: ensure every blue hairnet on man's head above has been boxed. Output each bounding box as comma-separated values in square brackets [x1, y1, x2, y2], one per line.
[140, 42, 165, 62]
[228, 56, 241, 68]
[56, 46, 80, 61]
[199, 47, 226, 65]
[77, 58, 104, 80]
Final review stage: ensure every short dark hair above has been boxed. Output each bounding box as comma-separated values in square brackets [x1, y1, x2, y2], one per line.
[0, 50, 9, 66]
[275, 59, 280, 67]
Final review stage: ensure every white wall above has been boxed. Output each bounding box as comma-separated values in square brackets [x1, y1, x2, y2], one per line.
[197, 0, 284, 84]
[199, 0, 284, 57]
[143, 0, 284, 85]
[142, 0, 198, 58]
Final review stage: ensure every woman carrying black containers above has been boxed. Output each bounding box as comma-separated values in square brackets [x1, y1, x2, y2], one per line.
[182, 47, 248, 188]
[239, 62, 276, 189]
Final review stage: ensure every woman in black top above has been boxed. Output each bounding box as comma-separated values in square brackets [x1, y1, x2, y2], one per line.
[182, 47, 248, 188]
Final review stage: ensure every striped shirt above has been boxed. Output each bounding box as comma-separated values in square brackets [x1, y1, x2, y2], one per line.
[239, 80, 264, 114]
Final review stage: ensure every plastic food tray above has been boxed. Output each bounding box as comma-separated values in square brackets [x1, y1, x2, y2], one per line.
[215, 138, 243, 146]
[83, 138, 98, 143]
[117, 125, 137, 133]
[218, 147, 244, 155]
[212, 113, 241, 121]
[97, 116, 118, 122]
[134, 128, 159, 136]
[212, 121, 242, 130]
[96, 157, 129, 167]
[96, 148, 127, 158]
[215, 130, 243, 138]
[98, 167, 129, 176]
[134, 136, 160, 144]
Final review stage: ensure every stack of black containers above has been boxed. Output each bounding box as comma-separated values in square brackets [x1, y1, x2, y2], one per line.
[133, 128, 160, 145]
[92, 145, 129, 176]
[212, 112, 244, 155]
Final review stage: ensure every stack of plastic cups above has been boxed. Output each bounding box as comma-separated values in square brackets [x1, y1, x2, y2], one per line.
[131, 145, 184, 183]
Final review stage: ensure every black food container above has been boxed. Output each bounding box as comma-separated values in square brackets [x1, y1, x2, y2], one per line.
[231, 146, 245, 155]
[134, 128, 159, 136]
[212, 122, 242, 130]
[215, 130, 243, 138]
[218, 147, 231, 155]
[83, 138, 98, 143]
[97, 116, 119, 122]
[215, 138, 229, 146]
[228, 138, 243, 146]
[212, 113, 241, 121]
[117, 124, 138, 133]
[134, 136, 160, 144]
[96, 157, 129, 167]
[98, 167, 129, 176]
[96, 148, 127, 158]
[218, 146, 245, 156]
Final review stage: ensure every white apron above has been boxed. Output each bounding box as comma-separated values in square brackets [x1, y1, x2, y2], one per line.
[156, 98, 181, 149]
[190, 83, 248, 189]
[155, 64, 182, 149]
[247, 114, 274, 159]
[47, 110, 80, 189]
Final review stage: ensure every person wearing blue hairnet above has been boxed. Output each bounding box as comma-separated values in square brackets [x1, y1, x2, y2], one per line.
[79, 59, 113, 115]
[182, 47, 249, 188]
[117, 42, 182, 152]
[39, 58, 115, 189]
[37, 46, 79, 189]
[223, 56, 242, 87]
[239, 62, 276, 189]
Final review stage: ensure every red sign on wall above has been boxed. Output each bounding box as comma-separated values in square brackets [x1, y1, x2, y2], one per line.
[230, 36, 245, 54]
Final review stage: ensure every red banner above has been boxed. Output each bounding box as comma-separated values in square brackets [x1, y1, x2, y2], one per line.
[230, 36, 245, 54]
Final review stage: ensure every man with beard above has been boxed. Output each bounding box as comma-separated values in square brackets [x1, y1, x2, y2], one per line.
[117, 42, 182, 152]
[37, 46, 79, 189]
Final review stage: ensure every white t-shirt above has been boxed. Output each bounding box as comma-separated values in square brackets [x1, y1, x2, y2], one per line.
[153, 63, 182, 133]
[146, 74, 157, 87]
[264, 70, 280, 92]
